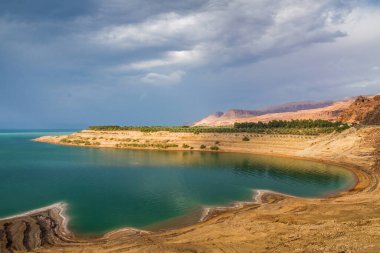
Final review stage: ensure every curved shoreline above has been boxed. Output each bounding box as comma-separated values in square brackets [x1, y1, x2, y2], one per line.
[2, 126, 379, 252]
[0, 149, 366, 233]
[32, 129, 373, 223]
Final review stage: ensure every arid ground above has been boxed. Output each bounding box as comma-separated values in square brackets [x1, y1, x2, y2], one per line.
[0, 125, 379, 252]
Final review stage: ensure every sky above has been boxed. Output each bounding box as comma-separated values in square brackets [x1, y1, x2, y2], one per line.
[1, 0, 380, 128]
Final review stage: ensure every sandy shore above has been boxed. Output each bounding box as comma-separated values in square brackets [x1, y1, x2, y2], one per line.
[1, 126, 379, 252]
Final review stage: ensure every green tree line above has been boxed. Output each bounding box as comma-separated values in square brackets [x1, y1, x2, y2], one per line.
[234, 119, 348, 129]
[88, 120, 350, 135]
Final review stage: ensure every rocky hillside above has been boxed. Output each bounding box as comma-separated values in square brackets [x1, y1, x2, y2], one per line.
[338, 95, 380, 124]
[194, 98, 354, 126]
[193, 95, 380, 126]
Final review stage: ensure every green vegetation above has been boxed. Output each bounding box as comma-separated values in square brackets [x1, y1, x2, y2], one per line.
[242, 136, 250, 141]
[234, 119, 348, 129]
[116, 143, 178, 149]
[200, 144, 206, 149]
[61, 138, 71, 143]
[61, 138, 100, 146]
[88, 119, 351, 136]
[210, 146, 220, 151]
[182, 144, 190, 148]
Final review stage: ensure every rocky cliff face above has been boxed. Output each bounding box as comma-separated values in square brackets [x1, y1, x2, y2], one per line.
[338, 95, 380, 125]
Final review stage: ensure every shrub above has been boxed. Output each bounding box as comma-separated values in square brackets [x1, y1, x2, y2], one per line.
[210, 146, 219, 151]
[200, 144, 206, 149]
[242, 136, 250, 141]
[182, 144, 190, 148]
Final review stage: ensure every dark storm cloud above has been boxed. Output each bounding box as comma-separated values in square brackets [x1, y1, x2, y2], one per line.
[0, 0, 95, 21]
[0, 0, 379, 128]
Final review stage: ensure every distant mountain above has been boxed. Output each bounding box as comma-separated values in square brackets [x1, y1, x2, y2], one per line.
[256, 100, 334, 114]
[200, 101, 335, 122]
[193, 97, 362, 126]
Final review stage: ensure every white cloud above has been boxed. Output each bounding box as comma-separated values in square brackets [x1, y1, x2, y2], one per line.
[95, 0, 350, 72]
[93, 12, 214, 49]
[140, 70, 186, 85]
[115, 46, 204, 71]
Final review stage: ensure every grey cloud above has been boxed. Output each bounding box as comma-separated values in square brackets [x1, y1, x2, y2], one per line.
[141, 71, 186, 85]
[0, 0, 379, 128]
[97, 0, 352, 76]
[0, 0, 353, 77]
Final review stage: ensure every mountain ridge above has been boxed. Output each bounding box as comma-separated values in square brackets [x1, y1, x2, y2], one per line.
[193, 95, 380, 126]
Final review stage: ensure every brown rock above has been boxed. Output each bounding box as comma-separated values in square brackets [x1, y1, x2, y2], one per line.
[338, 95, 380, 124]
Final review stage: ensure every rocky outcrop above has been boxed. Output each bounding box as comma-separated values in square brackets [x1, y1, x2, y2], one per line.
[338, 95, 380, 124]
[0, 204, 78, 253]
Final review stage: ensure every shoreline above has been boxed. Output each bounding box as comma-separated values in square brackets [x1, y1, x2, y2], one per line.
[33, 132, 364, 228]
[35, 132, 363, 195]
[2, 126, 379, 252]
[0, 146, 362, 234]
[0, 169, 358, 237]
[0, 202, 66, 222]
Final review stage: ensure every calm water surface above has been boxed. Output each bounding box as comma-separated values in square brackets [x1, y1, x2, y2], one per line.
[0, 130, 356, 234]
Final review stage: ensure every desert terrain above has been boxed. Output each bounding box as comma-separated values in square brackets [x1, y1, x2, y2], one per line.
[194, 95, 380, 126]
[2, 95, 380, 252]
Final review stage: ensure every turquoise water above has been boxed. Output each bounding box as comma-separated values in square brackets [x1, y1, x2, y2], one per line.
[0, 130, 356, 235]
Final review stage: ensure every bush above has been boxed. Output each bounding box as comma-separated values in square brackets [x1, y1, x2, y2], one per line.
[200, 144, 206, 149]
[242, 136, 250, 141]
[61, 138, 71, 143]
[182, 144, 190, 148]
[210, 146, 219, 151]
